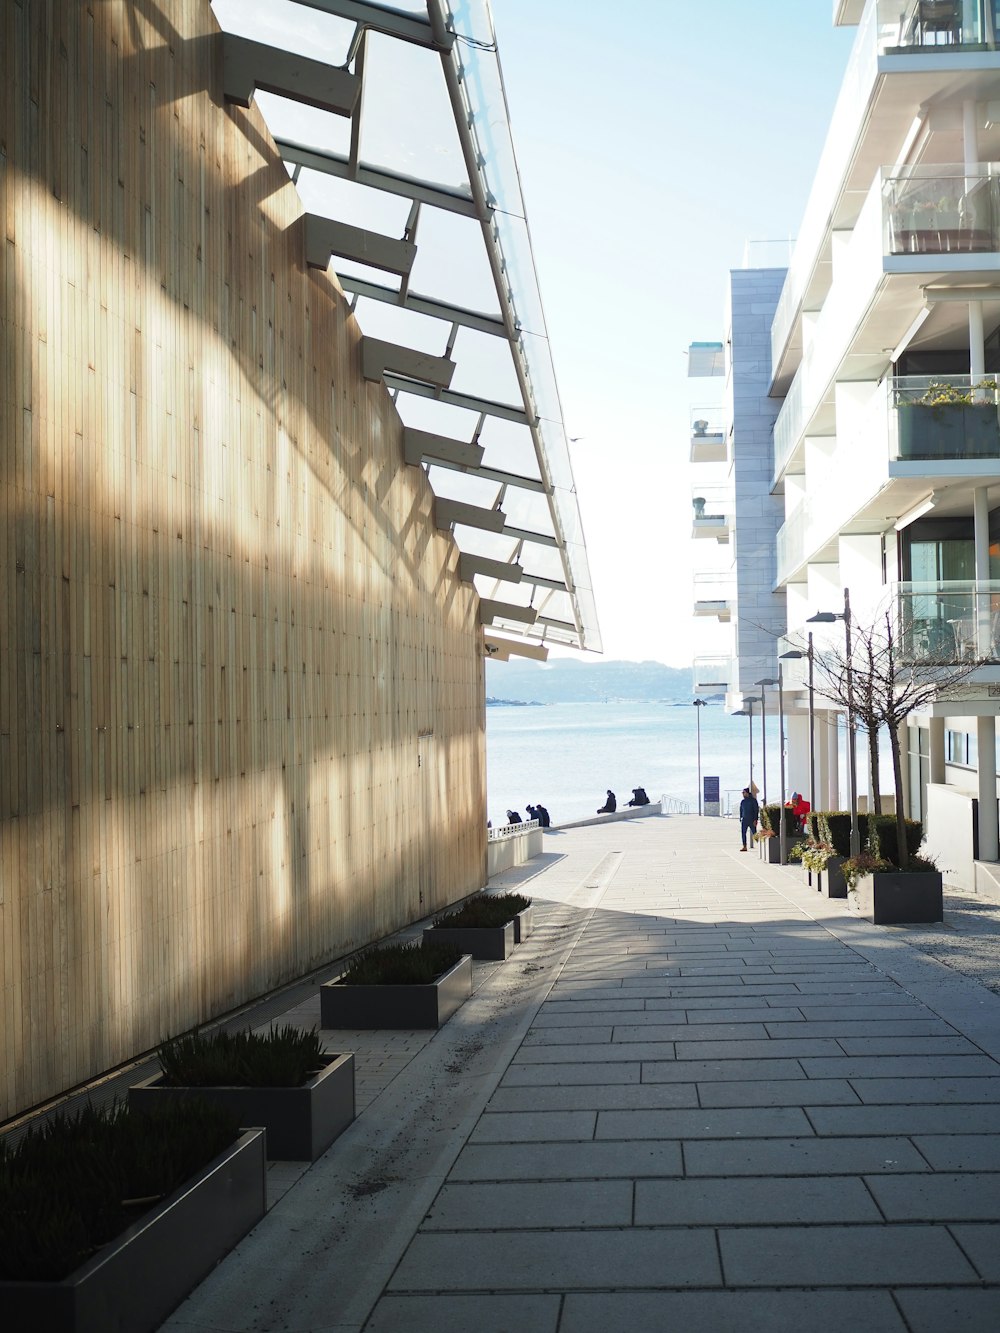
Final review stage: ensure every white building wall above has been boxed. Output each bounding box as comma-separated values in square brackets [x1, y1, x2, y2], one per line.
[728, 267, 787, 692]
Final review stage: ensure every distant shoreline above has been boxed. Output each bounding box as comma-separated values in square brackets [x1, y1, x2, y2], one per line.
[486, 697, 547, 707]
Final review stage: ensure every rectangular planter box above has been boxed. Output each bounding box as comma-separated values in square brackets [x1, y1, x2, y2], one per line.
[129, 1052, 355, 1161]
[423, 920, 514, 960]
[320, 954, 473, 1030]
[897, 402, 1000, 460]
[849, 870, 944, 924]
[0, 1129, 266, 1333]
[513, 906, 533, 944]
[818, 855, 848, 899]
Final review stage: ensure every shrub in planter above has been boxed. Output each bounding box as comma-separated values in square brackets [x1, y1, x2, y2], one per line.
[131, 1025, 356, 1162]
[823, 812, 922, 862]
[431, 893, 531, 931]
[846, 855, 943, 924]
[321, 941, 472, 1029]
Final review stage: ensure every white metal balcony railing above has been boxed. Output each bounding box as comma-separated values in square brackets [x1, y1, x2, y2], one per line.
[880, 0, 999, 51]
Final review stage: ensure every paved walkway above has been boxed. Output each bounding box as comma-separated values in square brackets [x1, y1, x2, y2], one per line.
[166, 815, 1000, 1332]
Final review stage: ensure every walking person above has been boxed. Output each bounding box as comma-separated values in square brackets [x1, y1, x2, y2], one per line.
[739, 786, 759, 852]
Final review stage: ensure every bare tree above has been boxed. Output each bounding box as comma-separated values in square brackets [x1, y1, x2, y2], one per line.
[804, 602, 987, 869]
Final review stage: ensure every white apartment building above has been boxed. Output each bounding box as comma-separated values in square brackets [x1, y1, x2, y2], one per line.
[694, 0, 1000, 890]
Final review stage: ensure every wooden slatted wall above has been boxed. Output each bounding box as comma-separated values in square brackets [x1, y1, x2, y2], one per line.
[0, 0, 487, 1120]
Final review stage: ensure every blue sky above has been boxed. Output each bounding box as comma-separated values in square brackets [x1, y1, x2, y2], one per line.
[490, 1, 855, 665]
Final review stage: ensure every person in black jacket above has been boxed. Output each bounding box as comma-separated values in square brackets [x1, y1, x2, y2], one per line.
[626, 787, 650, 807]
[534, 803, 551, 828]
[597, 790, 616, 814]
[739, 787, 759, 851]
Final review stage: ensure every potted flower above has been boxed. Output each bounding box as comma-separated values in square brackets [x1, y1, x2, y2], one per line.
[129, 1025, 355, 1162]
[0, 1099, 265, 1333]
[320, 940, 472, 1030]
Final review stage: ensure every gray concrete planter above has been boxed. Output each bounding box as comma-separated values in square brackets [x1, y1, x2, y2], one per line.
[817, 855, 848, 899]
[848, 870, 944, 924]
[0, 1128, 265, 1333]
[320, 954, 473, 1029]
[513, 906, 533, 944]
[423, 920, 514, 960]
[129, 1052, 355, 1161]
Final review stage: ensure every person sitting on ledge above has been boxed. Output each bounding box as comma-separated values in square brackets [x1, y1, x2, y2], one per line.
[506, 809, 522, 824]
[597, 790, 617, 814]
[626, 787, 650, 807]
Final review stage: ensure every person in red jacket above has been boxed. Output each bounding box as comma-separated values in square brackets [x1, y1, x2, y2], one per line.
[787, 791, 811, 834]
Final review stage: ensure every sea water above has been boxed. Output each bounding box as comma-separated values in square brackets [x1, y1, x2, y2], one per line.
[485, 700, 783, 828]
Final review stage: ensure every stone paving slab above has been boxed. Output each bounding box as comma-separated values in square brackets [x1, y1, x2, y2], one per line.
[810, 1104, 1000, 1135]
[488, 1083, 700, 1112]
[640, 1056, 809, 1082]
[865, 1171, 1000, 1219]
[915, 1133, 1000, 1169]
[387, 1228, 722, 1292]
[798, 1054, 1000, 1078]
[365, 1294, 560, 1333]
[422, 1179, 633, 1230]
[894, 1288, 1000, 1333]
[468, 1110, 597, 1143]
[558, 1290, 908, 1333]
[684, 1135, 930, 1174]
[695, 1078, 861, 1107]
[949, 1223, 1000, 1278]
[449, 1139, 684, 1182]
[502, 1060, 642, 1086]
[847, 1076, 1000, 1103]
[594, 1106, 812, 1140]
[633, 1174, 882, 1225]
[718, 1223, 977, 1285]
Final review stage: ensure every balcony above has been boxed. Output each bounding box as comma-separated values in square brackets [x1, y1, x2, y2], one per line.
[690, 409, 727, 463]
[896, 580, 1000, 663]
[691, 487, 731, 542]
[692, 656, 734, 693]
[693, 573, 734, 622]
[884, 167, 1000, 258]
[890, 375, 1000, 461]
[881, 0, 999, 51]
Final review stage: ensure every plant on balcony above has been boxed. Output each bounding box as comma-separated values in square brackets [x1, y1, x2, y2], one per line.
[897, 380, 1000, 460]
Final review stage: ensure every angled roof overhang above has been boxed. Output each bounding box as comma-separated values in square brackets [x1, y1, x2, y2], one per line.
[211, 0, 600, 654]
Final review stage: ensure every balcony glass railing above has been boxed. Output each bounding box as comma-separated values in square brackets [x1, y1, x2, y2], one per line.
[692, 657, 733, 692]
[878, 0, 1000, 51]
[896, 580, 1000, 662]
[889, 375, 1000, 460]
[691, 487, 731, 521]
[884, 165, 1000, 256]
[690, 408, 725, 439]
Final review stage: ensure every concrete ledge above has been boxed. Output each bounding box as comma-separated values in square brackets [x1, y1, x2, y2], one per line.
[487, 826, 543, 877]
[555, 803, 662, 832]
[972, 860, 1000, 904]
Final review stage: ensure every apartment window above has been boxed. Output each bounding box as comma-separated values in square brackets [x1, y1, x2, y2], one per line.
[946, 730, 977, 768]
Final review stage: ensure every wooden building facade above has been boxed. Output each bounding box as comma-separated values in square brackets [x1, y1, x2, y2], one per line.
[0, 0, 486, 1120]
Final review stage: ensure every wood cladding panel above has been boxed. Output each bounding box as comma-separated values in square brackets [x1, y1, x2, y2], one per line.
[0, 0, 487, 1120]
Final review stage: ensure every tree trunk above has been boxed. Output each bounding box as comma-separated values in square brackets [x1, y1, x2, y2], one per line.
[867, 721, 881, 815]
[889, 723, 909, 870]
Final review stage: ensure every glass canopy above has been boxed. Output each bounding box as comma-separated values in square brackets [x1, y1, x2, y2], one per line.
[211, 0, 600, 652]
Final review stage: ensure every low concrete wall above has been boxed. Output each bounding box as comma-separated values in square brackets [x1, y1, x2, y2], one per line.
[555, 803, 662, 832]
[925, 783, 976, 889]
[487, 824, 544, 877]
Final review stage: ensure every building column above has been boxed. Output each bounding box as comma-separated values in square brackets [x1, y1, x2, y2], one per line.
[819, 710, 840, 810]
[974, 485, 991, 655]
[929, 716, 946, 785]
[977, 714, 999, 863]
[897, 721, 911, 819]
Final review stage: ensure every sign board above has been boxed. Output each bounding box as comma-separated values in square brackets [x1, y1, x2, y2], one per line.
[703, 775, 720, 817]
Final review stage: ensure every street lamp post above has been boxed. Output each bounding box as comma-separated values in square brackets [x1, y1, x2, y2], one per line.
[741, 696, 762, 793]
[780, 632, 816, 823]
[693, 699, 708, 815]
[808, 589, 860, 858]
[755, 677, 779, 808]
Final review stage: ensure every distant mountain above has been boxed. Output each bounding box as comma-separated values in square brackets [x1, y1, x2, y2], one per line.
[485, 658, 693, 704]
